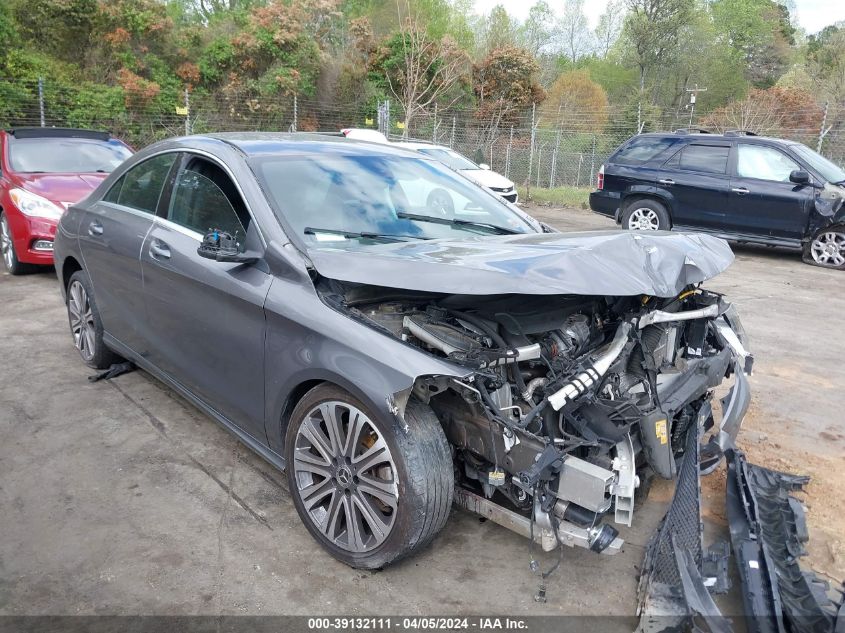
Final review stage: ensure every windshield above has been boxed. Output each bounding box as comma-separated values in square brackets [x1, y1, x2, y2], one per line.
[789, 143, 845, 184]
[252, 154, 534, 249]
[8, 137, 133, 173]
[417, 148, 479, 171]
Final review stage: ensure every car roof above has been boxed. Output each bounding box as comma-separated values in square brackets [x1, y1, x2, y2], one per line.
[5, 127, 113, 141]
[199, 132, 424, 158]
[392, 141, 452, 151]
[636, 131, 792, 144]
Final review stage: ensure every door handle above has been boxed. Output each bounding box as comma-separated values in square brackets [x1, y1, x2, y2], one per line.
[658, 179, 675, 185]
[732, 187, 749, 195]
[88, 221, 103, 236]
[149, 239, 171, 260]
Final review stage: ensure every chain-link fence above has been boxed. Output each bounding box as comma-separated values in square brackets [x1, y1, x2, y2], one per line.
[3, 77, 845, 190]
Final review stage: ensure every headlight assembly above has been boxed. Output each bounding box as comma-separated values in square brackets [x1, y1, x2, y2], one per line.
[9, 188, 64, 221]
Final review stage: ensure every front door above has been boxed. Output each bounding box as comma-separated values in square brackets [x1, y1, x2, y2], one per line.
[728, 143, 813, 240]
[140, 155, 271, 440]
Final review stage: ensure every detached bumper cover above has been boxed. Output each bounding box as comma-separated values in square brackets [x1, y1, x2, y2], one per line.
[726, 449, 844, 633]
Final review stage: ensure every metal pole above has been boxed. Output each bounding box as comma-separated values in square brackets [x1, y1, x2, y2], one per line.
[450, 116, 456, 148]
[536, 147, 542, 188]
[590, 135, 597, 183]
[38, 77, 45, 127]
[505, 126, 513, 178]
[576, 154, 583, 187]
[184, 88, 191, 136]
[527, 102, 536, 190]
[292, 94, 298, 133]
[818, 102, 829, 153]
[385, 100, 390, 140]
[432, 103, 437, 143]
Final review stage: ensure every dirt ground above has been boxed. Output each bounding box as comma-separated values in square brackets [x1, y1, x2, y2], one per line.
[0, 204, 842, 618]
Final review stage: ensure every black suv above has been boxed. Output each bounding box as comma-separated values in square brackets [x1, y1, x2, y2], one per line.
[589, 130, 845, 269]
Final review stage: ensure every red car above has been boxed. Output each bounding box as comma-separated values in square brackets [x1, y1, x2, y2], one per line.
[0, 128, 133, 274]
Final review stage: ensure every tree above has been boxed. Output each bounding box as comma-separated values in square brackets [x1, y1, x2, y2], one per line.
[594, 0, 626, 59]
[711, 0, 795, 87]
[541, 69, 609, 131]
[558, 0, 592, 62]
[480, 5, 517, 54]
[701, 87, 822, 135]
[473, 46, 544, 126]
[376, 5, 470, 134]
[519, 1, 554, 56]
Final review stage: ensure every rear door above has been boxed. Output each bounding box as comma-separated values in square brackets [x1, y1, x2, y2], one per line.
[659, 141, 733, 230]
[727, 142, 813, 240]
[140, 154, 271, 439]
[78, 152, 178, 352]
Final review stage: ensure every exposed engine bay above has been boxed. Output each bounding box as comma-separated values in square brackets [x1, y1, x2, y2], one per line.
[318, 278, 752, 556]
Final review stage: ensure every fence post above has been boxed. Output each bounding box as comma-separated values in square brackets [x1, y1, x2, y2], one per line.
[184, 88, 191, 136]
[549, 127, 561, 188]
[505, 126, 513, 178]
[590, 135, 597, 185]
[432, 103, 437, 143]
[536, 146, 543, 188]
[527, 102, 536, 197]
[292, 94, 298, 133]
[576, 154, 583, 187]
[450, 116, 456, 148]
[817, 101, 829, 153]
[38, 77, 45, 127]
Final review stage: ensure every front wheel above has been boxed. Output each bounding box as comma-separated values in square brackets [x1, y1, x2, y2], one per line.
[285, 384, 453, 569]
[804, 225, 845, 270]
[1, 212, 33, 275]
[621, 199, 670, 231]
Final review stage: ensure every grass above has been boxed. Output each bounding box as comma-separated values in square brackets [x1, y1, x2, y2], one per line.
[517, 185, 592, 209]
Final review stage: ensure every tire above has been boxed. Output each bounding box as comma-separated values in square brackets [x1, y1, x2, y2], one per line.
[285, 384, 453, 569]
[621, 199, 671, 232]
[66, 270, 121, 369]
[426, 188, 455, 218]
[1, 211, 34, 275]
[803, 225, 845, 270]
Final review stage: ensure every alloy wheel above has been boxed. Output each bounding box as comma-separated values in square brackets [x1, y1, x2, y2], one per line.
[293, 400, 399, 553]
[68, 280, 96, 362]
[628, 208, 660, 231]
[0, 216, 13, 271]
[810, 230, 845, 268]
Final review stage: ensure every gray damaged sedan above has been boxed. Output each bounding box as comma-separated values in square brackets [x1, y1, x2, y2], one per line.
[54, 133, 751, 570]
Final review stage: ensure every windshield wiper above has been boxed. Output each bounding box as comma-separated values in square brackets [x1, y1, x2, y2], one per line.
[304, 227, 430, 243]
[395, 211, 520, 235]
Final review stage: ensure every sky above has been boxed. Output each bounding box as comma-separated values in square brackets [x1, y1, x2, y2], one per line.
[471, 0, 845, 35]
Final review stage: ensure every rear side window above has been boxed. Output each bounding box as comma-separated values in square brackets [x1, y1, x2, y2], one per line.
[612, 137, 679, 165]
[666, 144, 730, 174]
[104, 153, 177, 214]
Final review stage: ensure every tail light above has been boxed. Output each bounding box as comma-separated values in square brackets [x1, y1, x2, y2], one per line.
[597, 164, 605, 190]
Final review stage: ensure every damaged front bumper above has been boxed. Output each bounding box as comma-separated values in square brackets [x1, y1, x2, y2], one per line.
[637, 435, 845, 633]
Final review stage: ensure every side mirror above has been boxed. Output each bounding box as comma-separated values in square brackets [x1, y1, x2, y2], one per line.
[789, 170, 810, 185]
[478, 163, 491, 170]
[197, 228, 259, 264]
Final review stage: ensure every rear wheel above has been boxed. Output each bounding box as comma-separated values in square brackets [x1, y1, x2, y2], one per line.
[1, 212, 33, 275]
[285, 384, 453, 569]
[66, 270, 120, 369]
[803, 225, 845, 270]
[621, 199, 670, 232]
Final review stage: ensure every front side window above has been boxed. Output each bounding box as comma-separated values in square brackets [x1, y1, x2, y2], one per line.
[736, 145, 800, 182]
[668, 144, 730, 174]
[8, 137, 133, 173]
[252, 154, 533, 250]
[789, 143, 845, 184]
[107, 153, 177, 214]
[167, 158, 249, 239]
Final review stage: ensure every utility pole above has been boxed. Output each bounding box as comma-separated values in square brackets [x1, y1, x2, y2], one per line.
[686, 84, 707, 127]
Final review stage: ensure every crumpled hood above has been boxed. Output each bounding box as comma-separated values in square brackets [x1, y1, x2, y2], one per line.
[459, 168, 514, 189]
[308, 230, 735, 298]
